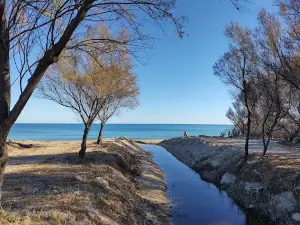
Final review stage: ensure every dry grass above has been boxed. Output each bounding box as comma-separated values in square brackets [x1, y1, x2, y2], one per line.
[161, 136, 300, 225]
[0, 139, 169, 225]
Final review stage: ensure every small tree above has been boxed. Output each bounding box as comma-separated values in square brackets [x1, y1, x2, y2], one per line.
[214, 23, 260, 160]
[96, 53, 139, 144]
[256, 73, 288, 155]
[38, 52, 115, 158]
[97, 98, 138, 144]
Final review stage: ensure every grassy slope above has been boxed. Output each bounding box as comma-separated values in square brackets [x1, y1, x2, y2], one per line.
[160, 136, 300, 224]
[1, 138, 169, 225]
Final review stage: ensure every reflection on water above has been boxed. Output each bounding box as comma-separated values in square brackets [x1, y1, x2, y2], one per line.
[141, 144, 269, 225]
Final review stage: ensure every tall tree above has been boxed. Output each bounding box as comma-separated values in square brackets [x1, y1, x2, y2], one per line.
[257, 8, 300, 91]
[279, 0, 300, 43]
[214, 23, 259, 160]
[254, 9, 299, 153]
[0, 0, 183, 194]
[256, 72, 291, 155]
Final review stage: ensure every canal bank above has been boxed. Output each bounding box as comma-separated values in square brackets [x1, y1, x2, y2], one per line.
[158, 136, 300, 225]
[141, 144, 271, 225]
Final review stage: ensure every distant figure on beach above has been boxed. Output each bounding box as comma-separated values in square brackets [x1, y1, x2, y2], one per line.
[184, 130, 188, 137]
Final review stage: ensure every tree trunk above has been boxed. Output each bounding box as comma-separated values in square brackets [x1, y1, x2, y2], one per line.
[0, 134, 8, 200]
[0, 0, 10, 199]
[262, 130, 268, 157]
[79, 124, 91, 158]
[263, 120, 278, 157]
[244, 110, 251, 161]
[262, 140, 269, 157]
[96, 122, 105, 144]
[0, 1, 9, 127]
[262, 121, 267, 155]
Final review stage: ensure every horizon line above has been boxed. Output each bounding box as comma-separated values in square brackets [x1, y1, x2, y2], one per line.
[14, 123, 232, 125]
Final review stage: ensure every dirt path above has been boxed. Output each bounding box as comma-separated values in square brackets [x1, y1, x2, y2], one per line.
[202, 136, 300, 157]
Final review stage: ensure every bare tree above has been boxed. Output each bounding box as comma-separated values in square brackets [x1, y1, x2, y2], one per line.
[226, 94, 247, 136]
[97, 97, 138, 144]
[254, 9, 299, 153]
[214, 23, 259, 160]
[96, 51, 139, 144]
[280, 90, 300, 142]
[256, 72, 291, 156]
[0, 0, 183, 194]
[38, 51, 117, 158]
[218, 1, 300, 155]
[279, 0, 300, 43]
[257, 8, 300, 91]
[228, 0, 252, 12]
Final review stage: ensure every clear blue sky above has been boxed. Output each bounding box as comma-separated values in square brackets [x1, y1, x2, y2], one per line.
[13, 0, 275, 124]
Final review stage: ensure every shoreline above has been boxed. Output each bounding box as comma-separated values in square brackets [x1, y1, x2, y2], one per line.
[159, 136, 300, 225]
[3, 138, 170, 225]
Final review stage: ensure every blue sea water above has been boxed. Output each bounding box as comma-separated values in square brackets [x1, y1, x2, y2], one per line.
[8, 124, 232, 140]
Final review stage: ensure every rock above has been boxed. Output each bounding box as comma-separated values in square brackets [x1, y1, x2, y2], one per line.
[292, 213, 300, 221]
[76, 218, 91, 225]
[93, 177, 110, 189]
[210, 160, 220, 169]
[220, 172, 236, 186]
[244, 182, 264, 194]
[192, 161, 211, 171]
[74, 175, 86, 182]
[274, 191, 296, 213]
[47, 210, 75, 222]
[198, 156, 209, 162]
[87, 208, 119, 225]
[50, 211, 70, 220]
[294, 185, 300, 193]
[26, 187, 39, 195]
[50, 186, 60, 194]
[74, 190, 81, 195]
[201, 170, 219, 183]
[236, 159, 245, 169]
[248, 204, 254, 209]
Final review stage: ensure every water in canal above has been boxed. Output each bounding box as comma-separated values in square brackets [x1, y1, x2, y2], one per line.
[142, 144, 267, 225]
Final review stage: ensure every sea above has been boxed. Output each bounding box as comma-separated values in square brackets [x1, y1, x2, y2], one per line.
[8, 124, 232, 140]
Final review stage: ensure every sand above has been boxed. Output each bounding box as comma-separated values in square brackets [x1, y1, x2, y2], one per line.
[1, 138, 169, 225]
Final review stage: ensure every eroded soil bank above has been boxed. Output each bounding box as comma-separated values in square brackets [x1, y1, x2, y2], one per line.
[159, 136, 300, 225]
[1, 137, 169, 225]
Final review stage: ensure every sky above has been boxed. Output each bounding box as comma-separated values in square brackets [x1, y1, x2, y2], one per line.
[13, 0, 276, 124]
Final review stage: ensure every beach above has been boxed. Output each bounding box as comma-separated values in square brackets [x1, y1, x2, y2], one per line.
[1, 138, 169, 225]
[4, 134, 300, 224]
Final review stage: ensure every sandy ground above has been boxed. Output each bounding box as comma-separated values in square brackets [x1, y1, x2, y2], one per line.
[160, 136, 300, 224]
[0, 138, 169, 225]
[202, 136, 300, 157]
